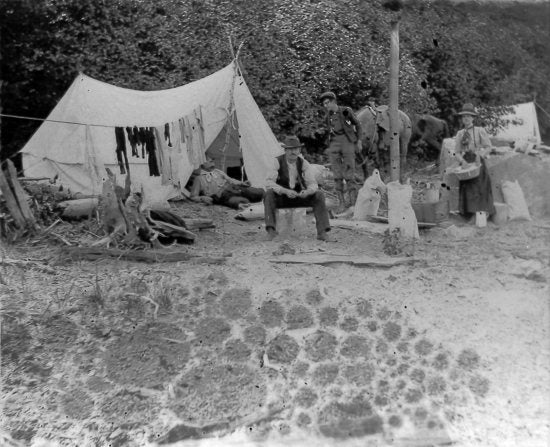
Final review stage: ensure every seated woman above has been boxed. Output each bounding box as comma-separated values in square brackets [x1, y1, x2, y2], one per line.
[453, 103, 495, 221]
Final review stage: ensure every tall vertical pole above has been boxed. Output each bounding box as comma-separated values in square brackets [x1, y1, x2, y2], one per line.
[389, 18, 400, 182]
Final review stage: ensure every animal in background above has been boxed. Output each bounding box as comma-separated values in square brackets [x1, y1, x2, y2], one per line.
[356, 105, 412, 182]
[410, 114, 450, 161]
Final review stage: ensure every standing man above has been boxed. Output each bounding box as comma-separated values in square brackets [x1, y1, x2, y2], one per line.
[264, 135, 331, 241]
[320, 91, 363, 211]
[366, 96, 377, 115]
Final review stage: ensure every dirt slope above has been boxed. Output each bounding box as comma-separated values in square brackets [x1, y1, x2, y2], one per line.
[1, 203, 549, 447]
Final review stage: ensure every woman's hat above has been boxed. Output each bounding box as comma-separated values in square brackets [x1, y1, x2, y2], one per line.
[458, 103, 478, 116]
[281, 135, 304, 149]
[320, 91, 337, 102]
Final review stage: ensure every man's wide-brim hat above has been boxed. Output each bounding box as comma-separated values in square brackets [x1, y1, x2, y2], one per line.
[281, 135, 304, 149]
[458, 103, 478, 116]
[201, 158, 216, 168]
[320, 91, 337, 102]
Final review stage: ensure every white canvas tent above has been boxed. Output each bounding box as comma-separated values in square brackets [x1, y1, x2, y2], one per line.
[490, 102, 541, 147]
[21, 61, 283, 200]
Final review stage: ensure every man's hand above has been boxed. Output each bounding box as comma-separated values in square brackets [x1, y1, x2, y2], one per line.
[355, 140, 363, 154]
[286, 189, 298, 199]
[241, 180, 251, 187]
[298, 190, 315, 198]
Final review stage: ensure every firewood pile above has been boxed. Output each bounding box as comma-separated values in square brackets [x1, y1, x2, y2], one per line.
[0, 164, 215, 257]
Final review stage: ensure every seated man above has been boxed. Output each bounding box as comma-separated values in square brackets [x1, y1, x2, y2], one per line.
[190, 158, 264, 209]
[264, 135, 332, 241]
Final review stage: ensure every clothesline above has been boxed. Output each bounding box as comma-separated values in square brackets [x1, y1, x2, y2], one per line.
[1, 112, 209, 176]
[0, 108, 231, 128]
[0, 113, 115, 128]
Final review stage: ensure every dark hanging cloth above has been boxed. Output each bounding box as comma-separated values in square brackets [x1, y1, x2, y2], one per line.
[145, 127, 160, 176]
[115, 127, 130, 174]
[164, 123, 173, 147]
[459, 157, 496, 217]
[138, 127, 148, 158]
[126, 127, 139, 157]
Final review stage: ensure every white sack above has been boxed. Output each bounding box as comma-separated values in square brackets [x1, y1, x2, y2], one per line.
[387, 181, 419, 239]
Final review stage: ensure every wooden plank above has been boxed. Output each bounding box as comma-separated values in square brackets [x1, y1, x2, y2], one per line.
[0, 165, 26, 228]
[60, 247, 226, 264]
[332, 217, 435, 231]
[330, 219, 388, 234]
[270, 253, 422, 268]
[366, 215, 390, 223]
[367, 215, 437, 229]
[5, 160, 36, 225]
[18, 177, 51, 182]
[183, 218, 216, 230]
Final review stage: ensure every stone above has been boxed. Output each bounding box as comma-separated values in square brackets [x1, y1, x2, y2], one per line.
[340, 335, 371, 359]
[319, 307, 339, 326]
[259, 301, 285, 328]
[286, 305, 314, 329]
[219, 288, 252, 320]
[266, 334, 300, 364]
[304, 331, 338, 362]
[312, 363, 339, 386]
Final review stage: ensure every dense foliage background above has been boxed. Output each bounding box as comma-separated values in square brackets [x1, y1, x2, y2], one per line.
[1, 0, 549, 161]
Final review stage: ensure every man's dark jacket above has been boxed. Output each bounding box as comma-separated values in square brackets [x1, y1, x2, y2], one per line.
[326, 106, 363, 144]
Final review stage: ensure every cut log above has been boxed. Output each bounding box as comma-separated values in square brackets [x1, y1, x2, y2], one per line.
[270, 253, 423, 268]
[60, 247, 226, 264]
[182, 218, 215, 230]
[124, 192, 157, 244]
[98, 171, 127, 236]
[58, 198, 99, 219]
[148, 217, 196, 241]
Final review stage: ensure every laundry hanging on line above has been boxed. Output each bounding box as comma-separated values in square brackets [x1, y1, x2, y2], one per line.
[114, 127, 129, 175]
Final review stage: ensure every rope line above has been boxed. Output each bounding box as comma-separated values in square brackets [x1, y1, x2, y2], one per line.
[534, 100, 550, 121]
[0, 113, 115, 128]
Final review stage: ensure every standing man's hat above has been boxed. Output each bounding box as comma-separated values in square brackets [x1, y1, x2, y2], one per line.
[320, 91, 337, 102]
[458, 103, 478, 116]
[281, 135, 304, 149]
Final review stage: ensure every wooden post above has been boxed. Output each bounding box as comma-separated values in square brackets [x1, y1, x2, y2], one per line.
[0, 164, 26, 228]
[6, 160, 36, 226]
[389, 18, 401, 183]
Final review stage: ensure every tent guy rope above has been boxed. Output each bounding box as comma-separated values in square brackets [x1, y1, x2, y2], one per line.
[534, 100, 550, 121]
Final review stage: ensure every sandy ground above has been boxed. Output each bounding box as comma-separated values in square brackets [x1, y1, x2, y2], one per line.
[1, 199, 549, 447]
